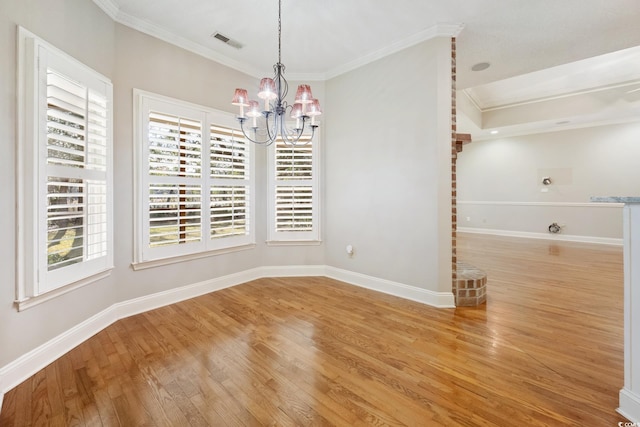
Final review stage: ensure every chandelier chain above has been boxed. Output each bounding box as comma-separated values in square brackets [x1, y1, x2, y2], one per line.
[278, 0, 282, 64]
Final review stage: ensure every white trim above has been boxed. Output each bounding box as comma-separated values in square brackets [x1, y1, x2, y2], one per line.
[0, 303, 118, 399]
[85, 5, 463, 81]
[91, 0, 119, 19]
[324, 23, 464, 80]
[259, 265, 326, 277]
[618, 203, 640, 424]
[458, 200, 624, 208]
[464, 81, 640, 114]
[325, 266, 456, 308]
[106, 8, 266, 79]
[619, 388, 640, 423]
[458, 227, 623, 246]
[114, 268, 263, 319]
[265, 240, 322, 247]
[0, 265, 455, 402]
[15, 268, 113, 311]
[131, 244, 256, 271]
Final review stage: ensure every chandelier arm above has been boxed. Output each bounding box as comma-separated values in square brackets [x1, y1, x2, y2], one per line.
[238, 118, 275, 145]
[264, 111, 279, 144]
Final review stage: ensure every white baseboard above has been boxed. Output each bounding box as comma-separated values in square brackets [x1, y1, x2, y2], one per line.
[0, 264, 451, 404]
[0, 303, 119, 401]
[458, 226, 623, 246]
[114, 268, 263, 319]
[0, 268, 264, 398]
[619, 388, 640, 423]
[326, 266, 456, 308]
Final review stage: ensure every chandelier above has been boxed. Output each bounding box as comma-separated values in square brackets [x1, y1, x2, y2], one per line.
[231, 0, 321, 146]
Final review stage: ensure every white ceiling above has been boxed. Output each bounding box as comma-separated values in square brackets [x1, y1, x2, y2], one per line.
[95, 0, 640, 136]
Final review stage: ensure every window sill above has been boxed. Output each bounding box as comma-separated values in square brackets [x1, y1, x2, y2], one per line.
[15, 268, 114, 312]
[131, 243, 257, 271]
[265, 240, 323, 247]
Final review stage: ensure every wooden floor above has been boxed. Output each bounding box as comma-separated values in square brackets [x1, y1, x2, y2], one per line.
[0, 234, 628, 426]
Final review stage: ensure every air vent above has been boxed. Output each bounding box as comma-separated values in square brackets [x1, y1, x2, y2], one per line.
[211, 32, 243, 49]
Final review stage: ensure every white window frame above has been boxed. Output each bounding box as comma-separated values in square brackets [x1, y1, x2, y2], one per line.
[133, 90, 255, 269]
[267, 132, 321, 244]
[16, 27, 114, 310]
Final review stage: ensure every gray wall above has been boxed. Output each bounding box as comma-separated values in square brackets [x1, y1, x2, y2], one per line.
[1, 0, 118, 368]
[457, 122, 640, 240]
[324, 38, 453, 292]
[1, 0, 453, 370]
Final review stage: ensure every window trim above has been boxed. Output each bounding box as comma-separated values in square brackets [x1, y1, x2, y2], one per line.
[132, 89, 256, 268]
[16, 27, 114, 310]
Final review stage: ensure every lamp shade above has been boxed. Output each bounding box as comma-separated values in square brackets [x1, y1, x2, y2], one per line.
[290, 103, 303, 119]
[258, 78, 277, 100]
[246, 100, 262, 117]
[307, 99, 322, 116]
[294, 84, 313, 104]
[231, 88, 250, 106]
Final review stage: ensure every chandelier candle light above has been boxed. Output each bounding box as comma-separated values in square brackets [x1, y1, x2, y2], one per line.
[231, 0, 321, 145]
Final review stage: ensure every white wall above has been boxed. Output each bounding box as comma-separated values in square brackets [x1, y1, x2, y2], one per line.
[324, 38, 453, 293]
[457, 121, 640, 241]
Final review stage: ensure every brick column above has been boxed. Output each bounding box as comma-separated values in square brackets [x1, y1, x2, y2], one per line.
[451, 37, 458, 301]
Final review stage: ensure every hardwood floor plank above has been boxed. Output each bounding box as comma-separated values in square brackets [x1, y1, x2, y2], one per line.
[0, 234, 631, 425]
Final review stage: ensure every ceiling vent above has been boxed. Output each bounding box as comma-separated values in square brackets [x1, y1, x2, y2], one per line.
[211, 32, 243, 49]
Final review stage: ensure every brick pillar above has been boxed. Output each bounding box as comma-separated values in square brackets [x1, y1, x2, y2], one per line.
[451, 37, 458, 302]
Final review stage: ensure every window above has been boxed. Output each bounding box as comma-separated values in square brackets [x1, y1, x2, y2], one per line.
[134, 91, 254, 267]
[267, 134, 320, 243]
[17, 28, 113, 308]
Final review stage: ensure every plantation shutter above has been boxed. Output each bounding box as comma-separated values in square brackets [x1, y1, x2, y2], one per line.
[210, 125, 250, 241]
[269, 135, 319, 241]
[137, 92, 254, 263]
[146, 112, 203, 250]
[38, 46, 113, 294]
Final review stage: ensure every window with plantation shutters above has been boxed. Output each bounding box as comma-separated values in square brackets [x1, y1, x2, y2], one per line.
[135, 91, 254, 266]
[210, 125, 249, 241]
[17, 28, 113, 308]
[268, 135, 320, 243]
[147, 112, 203, 249]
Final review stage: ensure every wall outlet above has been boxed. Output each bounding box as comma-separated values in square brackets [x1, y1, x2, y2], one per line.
[466, 216, 471, 222]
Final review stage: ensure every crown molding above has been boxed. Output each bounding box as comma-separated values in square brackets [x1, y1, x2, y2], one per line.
[90, 1, 463, 81]
[324, 23, 465, 80]
[92, 0, 265, 78]
[91, 0, 119, 20]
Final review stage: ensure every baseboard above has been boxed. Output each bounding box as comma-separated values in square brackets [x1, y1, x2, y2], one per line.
[0, 268, 265, 399]
[0, 303, 119, 399]
[259, 265, 326, 278]
[619, 388, 640, 423]
[0, 264, 451, 405]
[326, 266, 456, 308]
[114, 268, 264, 319]
[458, 227, 623, 246]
